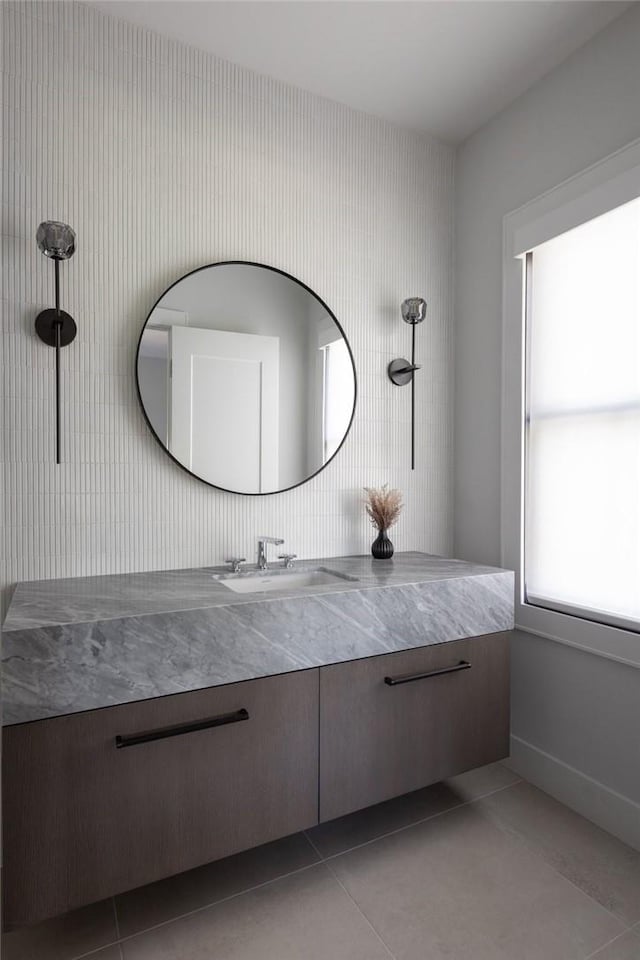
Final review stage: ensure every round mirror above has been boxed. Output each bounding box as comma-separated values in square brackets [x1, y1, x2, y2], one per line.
[136, 261, 357, 494]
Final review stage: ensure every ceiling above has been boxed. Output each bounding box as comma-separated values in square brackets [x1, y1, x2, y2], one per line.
[91, 1, 632, 143]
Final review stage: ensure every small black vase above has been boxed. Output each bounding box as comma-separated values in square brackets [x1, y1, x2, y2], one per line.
[371, 528, 394, 560]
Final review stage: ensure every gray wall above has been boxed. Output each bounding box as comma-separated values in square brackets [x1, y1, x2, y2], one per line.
[511, 630, 640, 805]
[455, 4, 640, 833]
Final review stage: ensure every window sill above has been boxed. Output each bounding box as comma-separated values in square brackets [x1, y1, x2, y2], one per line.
[516, 600, 640, 669]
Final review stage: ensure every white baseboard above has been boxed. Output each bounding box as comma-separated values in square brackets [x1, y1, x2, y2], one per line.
[505, 735, 640, 852]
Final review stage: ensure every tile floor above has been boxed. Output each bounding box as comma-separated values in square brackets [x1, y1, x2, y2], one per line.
[4, 763, 640, 960]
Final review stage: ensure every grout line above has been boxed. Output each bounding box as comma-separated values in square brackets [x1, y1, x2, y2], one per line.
[101, 860, 324, 949]
[70, 939, 123, 960]
[303, 829, 324, 861]
[323, 860, 398, 960]
[583, 929, 636, 960]
[112, 896, 125, 959]
[302, 825, 323, 862]
[112, 896, 121, 940]
[63, 900, 124, 959]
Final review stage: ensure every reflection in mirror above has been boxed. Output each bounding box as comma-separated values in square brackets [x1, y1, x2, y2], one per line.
[136, 263, 356, 494]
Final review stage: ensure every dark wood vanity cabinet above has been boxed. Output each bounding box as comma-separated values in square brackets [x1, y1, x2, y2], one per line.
[319, 632, 510, 822]
[3, 631, 510, 928]
[3, 669, 320, 928]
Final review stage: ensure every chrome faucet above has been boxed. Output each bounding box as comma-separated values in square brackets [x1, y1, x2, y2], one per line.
[257, 536, 284, 571]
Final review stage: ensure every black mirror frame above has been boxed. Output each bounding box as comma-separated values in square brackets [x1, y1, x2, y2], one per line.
[135, 260, 358, 496]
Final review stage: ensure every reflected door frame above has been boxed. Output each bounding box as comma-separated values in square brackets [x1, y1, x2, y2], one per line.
[169, 325, 280, 493]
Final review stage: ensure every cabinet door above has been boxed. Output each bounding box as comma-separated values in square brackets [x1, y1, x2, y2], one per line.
[3, 669, 319, 927]
[319, 633, 510, 822]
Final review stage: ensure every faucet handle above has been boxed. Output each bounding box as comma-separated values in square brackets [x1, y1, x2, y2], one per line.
[278, 553, 297, 569]
[225, 558, 246, 574]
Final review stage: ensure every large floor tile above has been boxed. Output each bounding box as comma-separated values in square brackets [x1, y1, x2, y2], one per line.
[479, 781, 640, 925]
[331, 803, 624, 960]
[587, 930, 640, 959]
[116, 832, 319, 937]
[307, 762, 519, 859]
[121, 862, 392, 960]
[2, 899, 117, 960]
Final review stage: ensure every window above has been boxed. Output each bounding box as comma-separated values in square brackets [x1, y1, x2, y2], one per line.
[322, 338, 354, 462]
[523, 197, 640, 633]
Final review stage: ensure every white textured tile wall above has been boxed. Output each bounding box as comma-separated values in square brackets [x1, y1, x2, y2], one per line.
[1, 1, 455, 613]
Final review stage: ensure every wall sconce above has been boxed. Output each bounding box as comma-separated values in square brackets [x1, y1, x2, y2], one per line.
[35, 221, 77, 464]
[388, 297, 426, 470]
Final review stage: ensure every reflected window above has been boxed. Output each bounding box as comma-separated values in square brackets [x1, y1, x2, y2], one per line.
[322, 338, 355, 462]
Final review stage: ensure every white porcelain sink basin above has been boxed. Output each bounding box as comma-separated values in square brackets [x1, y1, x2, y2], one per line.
[214, 568, 356, 594]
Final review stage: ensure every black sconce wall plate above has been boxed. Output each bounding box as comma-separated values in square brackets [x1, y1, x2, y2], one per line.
[35, 308, 77, 348]
[388, 358, 420, 386]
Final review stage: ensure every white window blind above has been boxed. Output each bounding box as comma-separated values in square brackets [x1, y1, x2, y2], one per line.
[524, 196, 640, 632]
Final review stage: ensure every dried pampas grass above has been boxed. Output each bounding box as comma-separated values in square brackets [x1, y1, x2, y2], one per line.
[364, 484, 403, 531]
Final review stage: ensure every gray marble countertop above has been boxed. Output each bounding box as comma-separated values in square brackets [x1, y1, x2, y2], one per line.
[2, 553, 514, 726]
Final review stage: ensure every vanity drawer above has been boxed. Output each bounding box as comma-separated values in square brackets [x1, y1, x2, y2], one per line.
[3, 669, 319, 927]
[319, 632, 510, 822]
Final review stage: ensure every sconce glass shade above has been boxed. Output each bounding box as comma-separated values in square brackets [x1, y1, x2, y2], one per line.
[401, 297, 426, 324]
[36, 221, 76, 260]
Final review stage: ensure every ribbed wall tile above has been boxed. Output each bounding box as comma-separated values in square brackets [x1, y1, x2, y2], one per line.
[1, 1, 455, 614]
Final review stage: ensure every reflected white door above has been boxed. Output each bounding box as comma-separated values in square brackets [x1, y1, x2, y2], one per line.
[170, 326, 279, 492]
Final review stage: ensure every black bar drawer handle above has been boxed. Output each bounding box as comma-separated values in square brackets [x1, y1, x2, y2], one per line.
[384, 660, 471, 686]
[115, 707, 249, 749]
